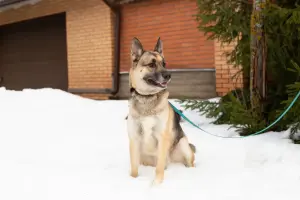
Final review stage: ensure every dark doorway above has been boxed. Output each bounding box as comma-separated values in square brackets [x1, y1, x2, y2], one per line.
[0, 13, 68, 91]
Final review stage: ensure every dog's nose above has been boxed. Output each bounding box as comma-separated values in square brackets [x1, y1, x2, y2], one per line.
[162, 71, 171, 80]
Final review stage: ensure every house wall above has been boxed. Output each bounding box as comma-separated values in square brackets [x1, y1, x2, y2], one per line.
[119, 0, 242, 98]
[0, 0, 243, 100]
[214, 40, 243, 96]
[117, 0, 217, 99]
[120, 0, 215, 72]
[0, 0, 114, 99]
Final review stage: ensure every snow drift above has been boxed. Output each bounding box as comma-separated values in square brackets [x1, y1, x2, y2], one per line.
[0, 87, 299, 200]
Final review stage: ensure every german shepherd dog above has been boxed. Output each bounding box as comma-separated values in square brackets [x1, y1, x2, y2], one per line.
[127, 37, 196, 184]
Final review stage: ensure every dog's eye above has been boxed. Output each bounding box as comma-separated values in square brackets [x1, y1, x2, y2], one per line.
[162, 61, 166, 68]
[148, 63, 156, 68]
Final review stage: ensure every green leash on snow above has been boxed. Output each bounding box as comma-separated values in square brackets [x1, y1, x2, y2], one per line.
[169, 90, 300, 139]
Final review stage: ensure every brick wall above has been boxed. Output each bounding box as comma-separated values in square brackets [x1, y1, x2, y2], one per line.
[214, 39, 243, 96]
[120, 0, 215, 72]
[0, 0, 114, 100]
[0, 0, 243, 99]
[120, 0, 241, 97]
[67, 4, 115, 100]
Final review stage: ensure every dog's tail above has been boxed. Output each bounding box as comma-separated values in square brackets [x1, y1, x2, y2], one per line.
[189, 143, 196, 153]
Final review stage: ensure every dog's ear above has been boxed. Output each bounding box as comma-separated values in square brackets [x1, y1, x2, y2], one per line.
[154, 37, 163, 56]
[131, 37, 144, 62]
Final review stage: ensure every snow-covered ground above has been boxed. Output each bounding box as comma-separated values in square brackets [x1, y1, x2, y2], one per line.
[0, 87, 299, 200]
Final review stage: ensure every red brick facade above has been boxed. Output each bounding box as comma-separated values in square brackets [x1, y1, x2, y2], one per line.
[0, 0, 242, 99]
[120, 0, 215, 72]
[120, 0, 242, 96]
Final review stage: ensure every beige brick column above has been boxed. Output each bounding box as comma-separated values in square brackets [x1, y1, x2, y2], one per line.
[214, 39, 243, 96]
[66, 3, 115, 100]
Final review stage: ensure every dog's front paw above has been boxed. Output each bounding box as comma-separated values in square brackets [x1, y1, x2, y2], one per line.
[152, 174, 164, 185]
[130, 171, 138, 178]
[152, 178, 163, 186]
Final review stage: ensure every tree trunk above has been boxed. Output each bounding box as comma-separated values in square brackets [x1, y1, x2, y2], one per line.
[250, 0, 267, 107]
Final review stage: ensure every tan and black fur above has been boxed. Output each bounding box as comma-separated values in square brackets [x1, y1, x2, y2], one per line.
[127, 37, 196, 185]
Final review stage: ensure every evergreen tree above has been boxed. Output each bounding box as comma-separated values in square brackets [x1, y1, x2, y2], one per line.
[178, 0, 300, 141]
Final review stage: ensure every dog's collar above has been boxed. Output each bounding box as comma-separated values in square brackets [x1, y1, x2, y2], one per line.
[130, 87, 165, 97]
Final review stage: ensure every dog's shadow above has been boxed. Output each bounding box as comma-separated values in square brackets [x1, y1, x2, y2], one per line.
[136, 161, 198, 180]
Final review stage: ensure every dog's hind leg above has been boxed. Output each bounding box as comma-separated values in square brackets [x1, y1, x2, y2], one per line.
[171, 136, 195, 167]
[140, 155, 156, 167]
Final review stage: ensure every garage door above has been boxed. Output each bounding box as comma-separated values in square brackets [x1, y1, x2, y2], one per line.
[0, 13, 68, 91]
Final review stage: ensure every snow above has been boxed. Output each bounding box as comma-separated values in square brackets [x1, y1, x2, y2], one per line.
[0, 87, 299, 200]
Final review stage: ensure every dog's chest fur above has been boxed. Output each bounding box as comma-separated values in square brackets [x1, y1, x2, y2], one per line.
[128, 90, 169, 156]
[138, 115, 164, 155]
